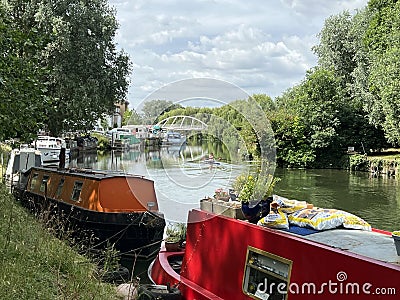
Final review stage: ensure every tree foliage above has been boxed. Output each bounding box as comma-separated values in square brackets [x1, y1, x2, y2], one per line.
[0, 0, 131, 140]
[277, 68, 341, 151]
[363, 0, 400, 144]
[0, 2, 48, 141]
[36, 0, 131, 135]
[312, 9, 388, 152]
[313, 11, 357, 88]
[140, 100, 182, 124]
[268, 110, 315, 168]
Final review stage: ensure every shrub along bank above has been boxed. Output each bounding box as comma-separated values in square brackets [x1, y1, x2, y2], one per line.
[0, 184, 121, 300]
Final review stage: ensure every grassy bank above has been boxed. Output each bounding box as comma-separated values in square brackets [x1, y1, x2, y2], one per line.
[348, 151, 400, 176]
[0, 184, 121, 300]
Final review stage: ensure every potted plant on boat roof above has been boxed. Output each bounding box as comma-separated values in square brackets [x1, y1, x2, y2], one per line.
[214, 188, 230, 201]
[233, 172, 280, 223]
[165, 222, 187, 252]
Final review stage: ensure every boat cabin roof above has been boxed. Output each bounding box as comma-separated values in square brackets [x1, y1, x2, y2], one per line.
[25, 166, 158, 213]
[301, 228, 400, 265]
[31, 166, 145, 181]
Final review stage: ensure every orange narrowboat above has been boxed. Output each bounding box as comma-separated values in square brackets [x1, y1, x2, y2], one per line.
[13, 166, 165, 258]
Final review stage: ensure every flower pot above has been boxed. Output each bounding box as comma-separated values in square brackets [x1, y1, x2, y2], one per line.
[241, 202, 262, 223]
[200, 198, 213, 212]
[213, 201, 245, 219]
[393, 231, 400, 256]
[215, 196, 230, 201]
[165, 241, 181, 252]
[241, 198, 273, 223]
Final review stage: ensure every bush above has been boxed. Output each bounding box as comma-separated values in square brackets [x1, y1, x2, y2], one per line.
[91, 133, 110, 151]
[349, 154, 369, 171]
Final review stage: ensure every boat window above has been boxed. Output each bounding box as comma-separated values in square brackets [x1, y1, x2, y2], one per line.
[71, 181, 83, 201]
[242, 246, 292, 300]
[35, 155, 41, 167]
[12, 156, 20, 173]
[30, 173, 39, 190]
[56, 178, 65, 197]
[40, 175, 50, 192]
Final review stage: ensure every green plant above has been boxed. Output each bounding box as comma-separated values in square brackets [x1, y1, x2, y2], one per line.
[349, 154, 369, 171]
[0, 184, 120, 299]
[91, 133, 109, 151]
[233, 173, 280, 203]
[214, 188, 229, 199]
[165, 223, 187, 243]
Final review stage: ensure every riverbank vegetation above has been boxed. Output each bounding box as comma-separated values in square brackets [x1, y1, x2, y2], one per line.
[0, 184, 121, 299]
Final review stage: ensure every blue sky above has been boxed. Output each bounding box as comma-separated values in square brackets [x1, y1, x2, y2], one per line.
[108, 0, 368, 109]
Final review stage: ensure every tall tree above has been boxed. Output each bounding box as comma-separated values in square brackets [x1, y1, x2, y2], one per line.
[313, 8, 388, 151]
[313, 11, 357, 89]
[363, 0, 400, 145]
[34, 0, 131, 135]
[140, 100, 182, 124]
[1, 0, 131, 139]
[0, 2, 48, 141]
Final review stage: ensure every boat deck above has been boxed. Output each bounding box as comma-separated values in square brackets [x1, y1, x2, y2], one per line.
[300, 229, 400, 265]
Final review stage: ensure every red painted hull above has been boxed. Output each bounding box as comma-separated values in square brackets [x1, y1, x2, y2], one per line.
[151, 209, 400, 299]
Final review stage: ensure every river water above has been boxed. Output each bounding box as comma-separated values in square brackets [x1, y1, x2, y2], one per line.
[69, 144, 400, 232]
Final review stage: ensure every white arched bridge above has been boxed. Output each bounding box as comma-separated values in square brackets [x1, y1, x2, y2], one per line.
[156, 115, 208, 132]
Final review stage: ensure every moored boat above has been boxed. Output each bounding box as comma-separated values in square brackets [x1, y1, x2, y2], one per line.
[13, 166, 166, 258]
[32, 136, 70, 164]
[162, 131, 186, 146]
[150, 207, 400, 299]
[5, 147, 42, 186]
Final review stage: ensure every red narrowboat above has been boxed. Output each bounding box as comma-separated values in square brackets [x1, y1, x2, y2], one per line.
[150, 208, 400, 299]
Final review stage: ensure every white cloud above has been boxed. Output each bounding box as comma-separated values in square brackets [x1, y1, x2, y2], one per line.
[109, 0, 368, 108]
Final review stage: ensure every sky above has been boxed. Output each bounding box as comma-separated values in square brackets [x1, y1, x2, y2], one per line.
[108, 0, 368, 109]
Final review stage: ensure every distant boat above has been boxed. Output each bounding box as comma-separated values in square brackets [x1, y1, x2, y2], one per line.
[5, 147, 42, 186]
[13, 166, 166, 258]
[108, 128, 141, 151]
[162, 131, 186, 146]
[32, 136, 70, 164]
[122, 125, 152, 139]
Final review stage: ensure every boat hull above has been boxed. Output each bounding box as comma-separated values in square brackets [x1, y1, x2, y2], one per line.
[18, 190, 165, 258]
[38, 147, 61, 163]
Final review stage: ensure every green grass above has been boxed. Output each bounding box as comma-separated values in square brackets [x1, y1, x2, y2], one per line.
[369, 154, 400, 160]
[0, 184, 122, 300]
